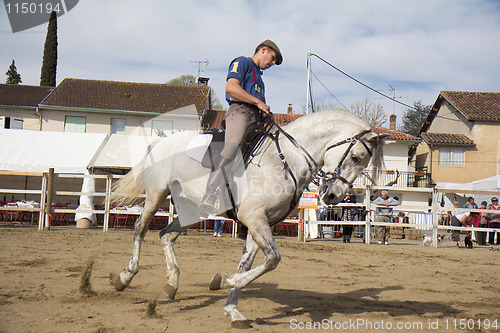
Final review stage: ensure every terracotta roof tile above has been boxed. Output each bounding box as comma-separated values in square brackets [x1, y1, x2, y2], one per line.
[201, 110, 303, 131]
[202, 111, 419, 143]
[371, 125, 421, 142]
[421, 132, 475, 146]
[440, 91, 500, 121]
[41, 78, 210, 115]
[0, 84, 53, 107]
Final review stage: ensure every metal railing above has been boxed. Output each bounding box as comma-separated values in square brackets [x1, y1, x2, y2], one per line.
[354, 170, 432, 188]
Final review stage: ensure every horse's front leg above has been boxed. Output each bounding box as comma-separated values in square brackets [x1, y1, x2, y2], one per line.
[159, 219, 188, 300]
[210, 233, 260, 324]
[112, 190, 166, 291]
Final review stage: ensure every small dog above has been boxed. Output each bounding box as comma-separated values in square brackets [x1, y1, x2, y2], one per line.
[423, 235, 444, 247]
[464, 233, 473, 248]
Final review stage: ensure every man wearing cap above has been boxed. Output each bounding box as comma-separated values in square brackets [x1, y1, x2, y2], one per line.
[199, 39, 283, 215]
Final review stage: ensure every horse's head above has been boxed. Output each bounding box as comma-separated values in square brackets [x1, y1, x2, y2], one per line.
[319, 130, 387, 205]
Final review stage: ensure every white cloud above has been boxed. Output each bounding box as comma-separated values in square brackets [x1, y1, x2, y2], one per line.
[1, 0, 499, 126]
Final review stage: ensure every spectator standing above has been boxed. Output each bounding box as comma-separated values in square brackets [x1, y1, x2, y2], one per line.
[451, 211, 478, 248]
[486, 197, 500, 249]
[476, 201, 488, 246]
[341, 192, 357, 243]
[372, 190, 400, 245]
[463, 197, 478, 209]
[450, 201, 461, 217]
[213, 219, 224, 237]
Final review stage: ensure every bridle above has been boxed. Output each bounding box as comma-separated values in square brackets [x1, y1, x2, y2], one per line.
[271, 126, 372, 188]
[318, 129, 373, 188]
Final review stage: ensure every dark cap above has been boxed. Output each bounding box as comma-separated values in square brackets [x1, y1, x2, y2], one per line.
[481, 201, 488, 207]
[256, 39, 282, 65]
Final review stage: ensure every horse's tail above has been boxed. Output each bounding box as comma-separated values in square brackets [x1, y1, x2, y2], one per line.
[111, 159, 146, 207]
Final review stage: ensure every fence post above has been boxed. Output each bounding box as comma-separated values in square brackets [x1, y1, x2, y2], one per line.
[431, 187, 439, 248]
[298, 209, 305, 242]
[168, 196, 174, 226]
[103, 174, 112, 232]
[43, 168, 55, 230]
[365, 185, 372, 245]
[38, 172, 48, 230]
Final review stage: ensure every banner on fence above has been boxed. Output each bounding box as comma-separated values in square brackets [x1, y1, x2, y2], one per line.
[298, 189, 318, 209]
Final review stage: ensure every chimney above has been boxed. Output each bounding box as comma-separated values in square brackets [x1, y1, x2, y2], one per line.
[196, 76, 209, 86]
[287, 104, 293, 115]
[389, 114, 396, 130]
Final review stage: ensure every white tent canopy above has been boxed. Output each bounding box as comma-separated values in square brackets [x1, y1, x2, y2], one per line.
[0, 130, 165, 174]
[0, 129, 108, 174]
[436, 175, 500, 206]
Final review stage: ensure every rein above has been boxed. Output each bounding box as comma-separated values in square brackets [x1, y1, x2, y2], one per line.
[269, 120, 372, 189]
[247, 116, 373, 224]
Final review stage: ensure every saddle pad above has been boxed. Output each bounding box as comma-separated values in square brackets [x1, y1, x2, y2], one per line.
[185, 133, 212, 164]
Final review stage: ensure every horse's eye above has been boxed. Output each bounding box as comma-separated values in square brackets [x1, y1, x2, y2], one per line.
[351, 154, 359, 164]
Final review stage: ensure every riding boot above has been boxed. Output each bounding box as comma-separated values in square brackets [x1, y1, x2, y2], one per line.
[198, 155, 232, 216]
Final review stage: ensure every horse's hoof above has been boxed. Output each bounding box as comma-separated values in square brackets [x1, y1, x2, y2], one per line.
[209, 273, 222, 290]
[231, 320, 252, 329]
[162, 283, 177, 300]
[110, 273, 127, 291]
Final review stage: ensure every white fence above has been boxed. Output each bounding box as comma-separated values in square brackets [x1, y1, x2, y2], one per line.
[303, 185, 500, 247]
[1, 171, 499, 247]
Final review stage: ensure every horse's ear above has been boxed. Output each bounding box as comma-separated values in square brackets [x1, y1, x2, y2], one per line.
[365, 132, 390, 143]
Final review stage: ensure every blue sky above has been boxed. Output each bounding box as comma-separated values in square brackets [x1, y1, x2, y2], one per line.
[2, 0, 500, 128]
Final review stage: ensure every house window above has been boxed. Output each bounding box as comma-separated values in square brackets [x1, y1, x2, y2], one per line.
[439, 148, 464, 166]
[151, 120, 172, 137]
[0, 116, 23, 129]
[64, 116, 86, 133]
[111, 118, 126, 135]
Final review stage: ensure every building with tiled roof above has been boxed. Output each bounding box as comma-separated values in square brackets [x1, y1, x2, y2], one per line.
[0, 84, 53, 107]
[0, 84, 54, 130]
[415, 91, 500, 183]
[42, 78, 210, 115]
[7, 78, 210, 135]
[372, 125, 420, 142]
[421, 132, 475, 146]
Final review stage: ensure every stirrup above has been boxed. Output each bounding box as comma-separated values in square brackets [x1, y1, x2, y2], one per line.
[198, 193, 220, 216]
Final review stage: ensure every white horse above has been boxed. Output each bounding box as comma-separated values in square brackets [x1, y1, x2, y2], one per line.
[111, 109, 385, 326]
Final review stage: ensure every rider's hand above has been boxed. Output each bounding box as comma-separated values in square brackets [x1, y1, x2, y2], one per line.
[257, 101, 272, 115]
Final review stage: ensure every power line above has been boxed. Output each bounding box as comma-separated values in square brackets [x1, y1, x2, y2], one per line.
[310, 70, 349, 110]
[310, 53, 418, 111]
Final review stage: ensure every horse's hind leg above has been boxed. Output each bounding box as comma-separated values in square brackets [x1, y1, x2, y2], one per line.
[112, 189, 167, 291]
[159, 219, 189, 300]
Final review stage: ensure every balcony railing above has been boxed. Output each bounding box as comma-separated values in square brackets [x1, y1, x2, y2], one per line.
[354, 170, 432, 188]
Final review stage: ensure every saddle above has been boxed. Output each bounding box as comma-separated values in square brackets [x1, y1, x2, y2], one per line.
[201, 115, 275, 170]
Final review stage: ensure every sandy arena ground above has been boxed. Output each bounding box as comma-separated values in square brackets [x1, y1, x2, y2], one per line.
[0, 226, 499, 333]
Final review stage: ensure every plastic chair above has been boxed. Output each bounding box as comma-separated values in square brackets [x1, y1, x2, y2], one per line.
[4, 203, 21, 223]
[276, 222, 297, 237]
[151, 208, 169, 230]
[111, 207, 131, 229]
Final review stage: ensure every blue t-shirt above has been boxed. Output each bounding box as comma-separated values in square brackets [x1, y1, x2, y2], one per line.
[225, 56, 265, 105]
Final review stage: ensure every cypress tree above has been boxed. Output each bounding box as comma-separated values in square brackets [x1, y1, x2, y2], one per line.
[6, 59, 22, 84]
[40, 11, 58, 86]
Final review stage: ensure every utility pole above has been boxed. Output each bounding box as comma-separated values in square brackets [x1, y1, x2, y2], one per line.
[306, 50, 311, 114]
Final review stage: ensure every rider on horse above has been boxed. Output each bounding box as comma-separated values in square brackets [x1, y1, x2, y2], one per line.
[198, 39, 283, 215]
